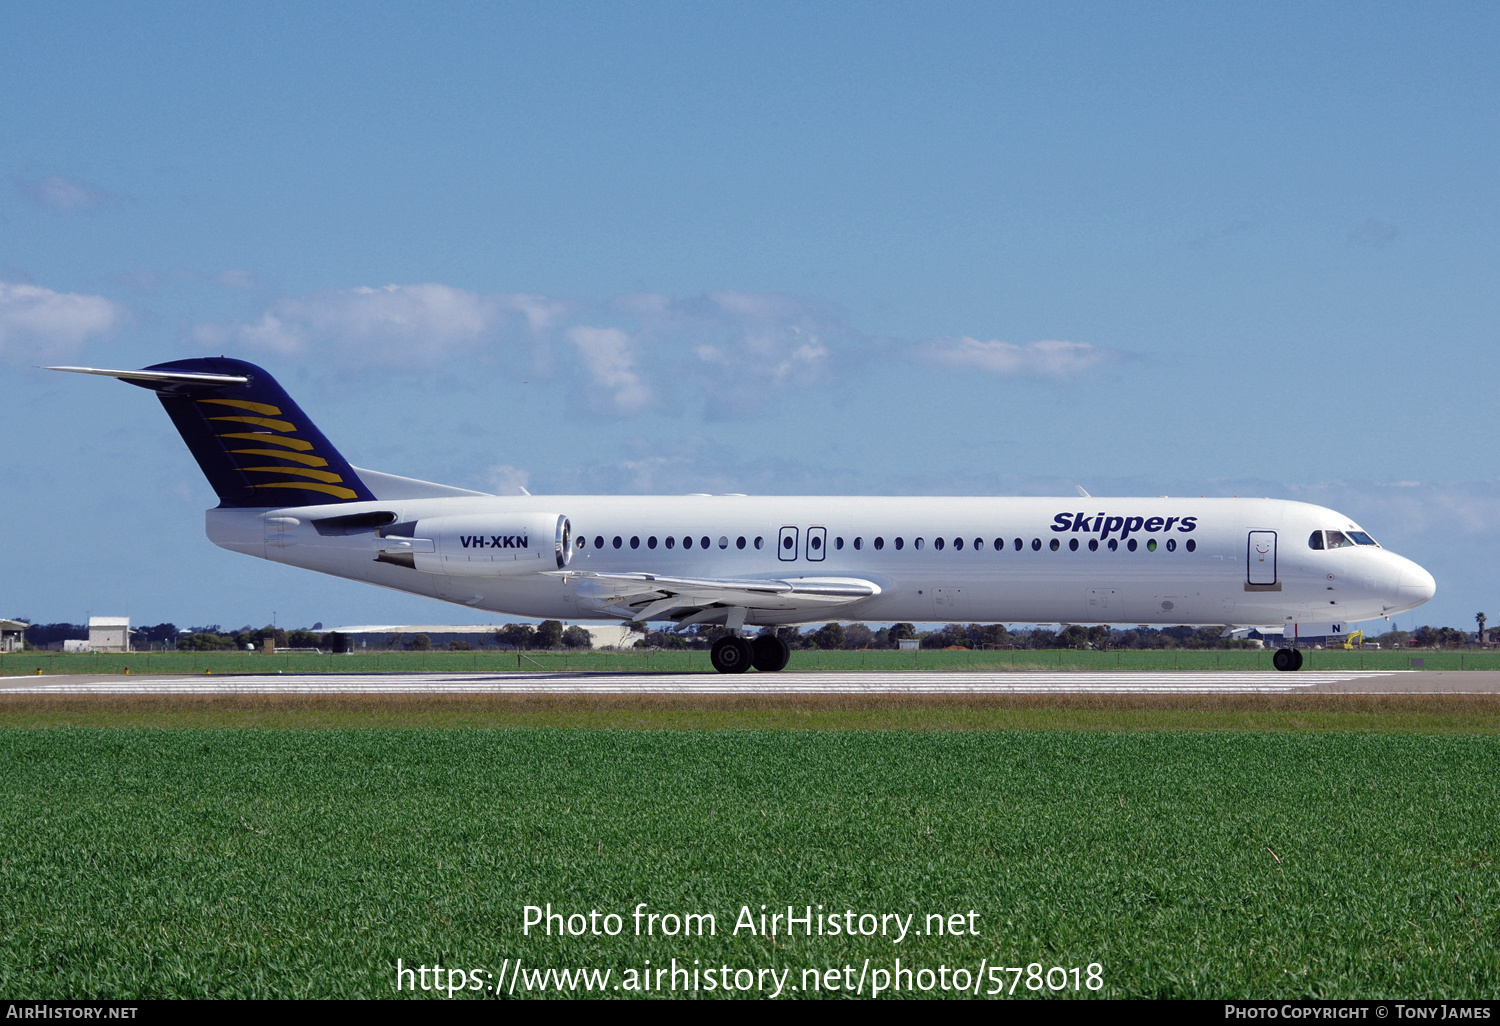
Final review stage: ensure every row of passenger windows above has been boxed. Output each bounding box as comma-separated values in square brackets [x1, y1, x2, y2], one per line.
[589, 535, 752, 550]
[584, 534, 1198, 554]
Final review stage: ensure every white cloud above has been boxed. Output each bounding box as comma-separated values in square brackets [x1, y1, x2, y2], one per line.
[13, 175, 112, 212]
[0, 281, 124, 360]
[487, 464, 531, 495]
[921, 337, 1119, 377]
[226, 283, 501, 362]
[203, 282, 1122, 416]
[566, 326, 653, 414]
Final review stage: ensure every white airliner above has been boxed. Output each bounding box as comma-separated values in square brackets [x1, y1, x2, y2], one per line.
[51, 358, 1436, 673]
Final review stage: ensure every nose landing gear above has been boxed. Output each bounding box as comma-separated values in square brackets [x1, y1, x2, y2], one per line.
[1273, 648, 1304, 672]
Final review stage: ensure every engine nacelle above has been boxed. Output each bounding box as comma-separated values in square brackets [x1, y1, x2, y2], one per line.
[375, 513, 572, 576]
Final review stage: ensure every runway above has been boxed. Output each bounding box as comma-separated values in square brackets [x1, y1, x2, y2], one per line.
[3, 669, 1494, 696]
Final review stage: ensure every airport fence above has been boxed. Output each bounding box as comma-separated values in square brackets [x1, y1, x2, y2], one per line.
[4, 647, 1499, 675]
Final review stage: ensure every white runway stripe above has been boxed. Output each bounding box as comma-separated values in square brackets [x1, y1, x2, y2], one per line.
[0, 670, 1404, 695]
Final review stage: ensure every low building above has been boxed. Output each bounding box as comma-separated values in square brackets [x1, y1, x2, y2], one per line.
[583, 624, 635, 650]
[0, 619, 26, 653]
[88, 617, 130, 652]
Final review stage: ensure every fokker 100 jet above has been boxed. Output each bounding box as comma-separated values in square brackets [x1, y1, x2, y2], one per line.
[51, 358, 1436, 673]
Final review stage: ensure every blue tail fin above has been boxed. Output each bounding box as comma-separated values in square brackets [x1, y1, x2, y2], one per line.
[54, 357, 376, 508]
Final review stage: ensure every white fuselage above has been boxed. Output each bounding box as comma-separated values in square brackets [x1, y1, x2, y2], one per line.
[207, 494, 1436, 628]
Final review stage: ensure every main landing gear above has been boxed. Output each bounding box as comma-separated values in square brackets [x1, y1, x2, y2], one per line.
[709, 634, 791, 673]
[1273, 648, 1304, 672]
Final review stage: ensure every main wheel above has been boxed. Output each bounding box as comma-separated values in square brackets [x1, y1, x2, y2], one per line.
[751, 634, 791, 672]
[1291, 648, 1303, 671]
[1273, 648, 1299, 672]
[710, 636, 754, 674]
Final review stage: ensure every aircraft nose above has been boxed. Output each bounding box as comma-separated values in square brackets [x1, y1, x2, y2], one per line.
[1398, 562, 1437, 607]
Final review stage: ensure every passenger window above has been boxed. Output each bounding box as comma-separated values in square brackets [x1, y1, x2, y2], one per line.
[666, 536, 675, 549]
[719, 536, 728, 549]
[874, 537, 885, 550]
[647, 536, 657, 549]
[1166, 538, 1176, 551]
[1031, 538, 1041, 551]
[613, 536, 622, 549]
[914, 537, 923, 550]
[1013, 538, 1023, 551]
[1146, 539, 1157, 552]
[992, 538, 1002, 551]
[1108, 539, 1119, 551]
[895, 537, 904, 550]
[1068, 538, 1078, 551]
[1088, 539, 1098, 551]
[1127, 539, 1137, 551]
[810, 535, 822, 551]
[1308, 531, 1324, 550]
[755, 537, 764, 550]
[835, 537, 844, 550]
[631, 536, 640, 549]
[701, 536, 711, 549]
[1185, 539, 1196, 552]
[933, 537, 943, 550]
[782, 535, 794, 551]
[683, 536, 693, 549]
[1049, 538, 1060, 551]
[577, 537, 585, 549]
[737, 536, 746, 549]
[954, 537, 964, 550]
[594, 536, 604, 549]
[854, 537, 863, 550]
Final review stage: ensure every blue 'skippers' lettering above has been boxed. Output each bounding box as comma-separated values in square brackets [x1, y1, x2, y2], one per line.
[1051, 512, 1201, 540]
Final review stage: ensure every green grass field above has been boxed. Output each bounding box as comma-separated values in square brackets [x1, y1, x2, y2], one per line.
[2, 645, 1487, 676]
[1, 729, 1496, 999]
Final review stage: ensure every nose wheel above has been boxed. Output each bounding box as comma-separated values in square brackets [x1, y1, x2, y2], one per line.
[1273, 648, 1304, 672]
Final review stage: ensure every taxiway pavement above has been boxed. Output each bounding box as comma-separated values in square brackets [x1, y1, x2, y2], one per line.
[3, 669, 1498, 695]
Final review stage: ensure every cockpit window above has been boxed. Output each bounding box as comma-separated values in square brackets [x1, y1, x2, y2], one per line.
[1325, 530, 1353, 548]
[1308, 531, 1324, 550]
[1347, 531, 1378, 546]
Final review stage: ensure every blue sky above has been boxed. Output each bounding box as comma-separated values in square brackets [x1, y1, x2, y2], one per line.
[4, 2, 1498, 632]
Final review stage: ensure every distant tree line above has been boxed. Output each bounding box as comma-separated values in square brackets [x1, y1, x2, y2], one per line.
[5, 618, 1487, 652]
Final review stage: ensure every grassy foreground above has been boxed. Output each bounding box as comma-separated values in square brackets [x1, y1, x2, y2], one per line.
[3, 693, 1500, 732]
[4, 646, 1489, 676]
[1, 729, 1496, 999]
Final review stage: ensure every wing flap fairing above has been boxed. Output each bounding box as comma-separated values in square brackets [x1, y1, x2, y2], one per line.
[556, 571, 881, 623]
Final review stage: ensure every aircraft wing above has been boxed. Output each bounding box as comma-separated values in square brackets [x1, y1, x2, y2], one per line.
[553, 571, 881, 625]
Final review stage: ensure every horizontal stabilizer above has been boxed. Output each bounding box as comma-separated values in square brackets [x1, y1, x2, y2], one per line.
[47, 365, 249, 385]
